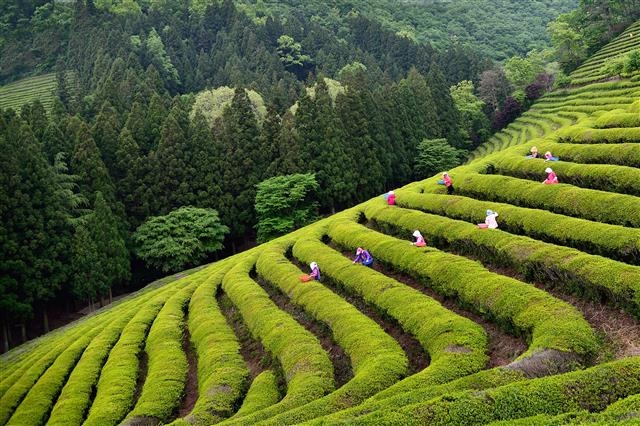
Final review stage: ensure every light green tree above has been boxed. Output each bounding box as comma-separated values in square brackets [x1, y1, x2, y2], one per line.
[133, 207, 229, 273]
[255, 173, 319, 243]
[414, 138, 460, 179]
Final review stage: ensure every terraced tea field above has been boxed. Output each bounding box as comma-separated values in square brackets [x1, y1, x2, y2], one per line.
[0, 72, 74, 113]
[1, 20, 639, 426]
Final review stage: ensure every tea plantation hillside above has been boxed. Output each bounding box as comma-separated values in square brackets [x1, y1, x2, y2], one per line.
[2, 21, 640, 426]
[0, 72, 75, 113]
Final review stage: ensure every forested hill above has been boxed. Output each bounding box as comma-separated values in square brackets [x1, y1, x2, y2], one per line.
[235, 0, 578, 60]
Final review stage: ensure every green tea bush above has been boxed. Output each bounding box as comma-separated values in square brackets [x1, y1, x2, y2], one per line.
[234, 370, 280, 418]
[329, 212, 598, 364]
[124, 280, 198, 424]
[594, 110, 640, 128]
[5, 324, 107, 426]
[0, 318, 108, 425]
[293, 236, 488, 400]
[485, 154, 640, 197]
[247, 240, 408, 425]
[47, 306, 142, 426]
[556, 125, 640, 144]
[179, 263, 248, 425]
[219, 252, 334, 425]
[445, 171, 640, 228]
[525, 141, 640, 167]
[84, 294, 172, 426]
[358, 356, 640, 425]
[397, 191, 640, 265]
[369, 200, 640, 317]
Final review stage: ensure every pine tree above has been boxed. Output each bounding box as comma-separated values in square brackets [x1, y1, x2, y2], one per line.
[144, 93, 168, 153]
[41, 122, 67, 164]
[0, 121, 71, 340]
[88, 192, 130, 299]
[92, 101, 121, 177]
[188, 112, 222, 209]
[147, 102, 191, 215]
[295, 80, 354, 212]
[71, 120, 116, 206]
[70, 224, 103, 311]
[215, 88, 263, 239]
[115, 127, 147, 226]
[426, 61, 464, 148]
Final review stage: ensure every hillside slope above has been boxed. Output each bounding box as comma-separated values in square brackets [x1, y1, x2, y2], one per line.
[1, 19, 640, 426]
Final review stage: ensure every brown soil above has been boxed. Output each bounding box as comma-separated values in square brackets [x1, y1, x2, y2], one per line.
[177, 316, 199, 418]
[255, 274, 355, 386]
[216, 290, 273, 380]
[132, 349, 148, 404]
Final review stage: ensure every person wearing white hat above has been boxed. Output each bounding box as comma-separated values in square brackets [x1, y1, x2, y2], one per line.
[309, 262, 321, 281]
[411, 230, 426, 247]
[543, 167, 558, 184]
[386, 190, 396, 205]
[478, 209, 499, 229]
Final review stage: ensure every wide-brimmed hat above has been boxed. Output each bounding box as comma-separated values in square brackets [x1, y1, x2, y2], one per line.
[545, 167, 553, 173]
[412, 230, 421, 237]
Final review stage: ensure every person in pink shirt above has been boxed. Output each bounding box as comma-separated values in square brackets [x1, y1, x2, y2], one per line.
[410, 230, 426, 247]
[442, 172, 454, 195]
[543, 167, 558, 184]
[386, 190, 396, 205]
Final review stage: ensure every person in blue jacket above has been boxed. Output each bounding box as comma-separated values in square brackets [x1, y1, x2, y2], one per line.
[353, 247, 374, 266]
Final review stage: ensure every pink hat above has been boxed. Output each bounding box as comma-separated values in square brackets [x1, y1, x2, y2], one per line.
[356, 247, 363, 254]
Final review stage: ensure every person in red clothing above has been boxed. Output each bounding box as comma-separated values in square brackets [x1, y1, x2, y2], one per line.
[443, 172, 454, 194]
[410, 230, 427, 247]
[386, 190, 396, 205]
[543, 167, 558, 184]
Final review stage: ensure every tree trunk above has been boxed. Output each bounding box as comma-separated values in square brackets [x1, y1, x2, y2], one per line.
[88, 296, 93, 313]
[109, 287, 113, 304]
[43, 308, 49, 333]
[2, 323, 8, 353]
[21, 322, 27, 343]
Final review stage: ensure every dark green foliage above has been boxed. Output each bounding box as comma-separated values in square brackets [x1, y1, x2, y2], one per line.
[414, 139, 460, 180]
[133, 206, 229, 273]
[255, 173, 319, 243]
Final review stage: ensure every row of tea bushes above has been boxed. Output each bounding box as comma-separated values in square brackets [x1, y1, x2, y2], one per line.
[351, 356, 640, 425]
[247, 239, 408, 425]
[294, 232, 488, 400]
[124, 279, 199, 424]
[175, 262, 248, 425]
[556, 125, 640, 144]
[396, 191, 640, 265]
[330, 209, 599, 367]
[518, 140, 640, 167]
[370, 199, 640, 318]
[218, 252, 334, 425]
[482, 153, 640, 197]
[442, 170, 640, 228]
[234, 370, 280, 418]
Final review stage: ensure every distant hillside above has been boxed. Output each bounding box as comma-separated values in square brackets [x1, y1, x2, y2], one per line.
[1, 18, 639, 426]
[236, 0, 578, 60]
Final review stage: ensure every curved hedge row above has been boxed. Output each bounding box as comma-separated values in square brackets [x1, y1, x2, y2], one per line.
[517, 140, 640, 167]
[594, 110, 640, 128]
[248, 239, 408, 425]
[396, 191, 640, 265]
[556, 125, 640, 144]
[5, 322, 108, 426]
[350, 355, 640, 425]
[329, 209, 599, 366]
[218, 252, 334, 425]
[294, 234, 488, 399]
[83, 293, 172, 426]
[234, 370, 280, 418]
[177, 262, 248, 425]
[46, 305, 142, 426]
[483, 153, 640, 197]
[370, 199, 640, 317]
[124, 279, 199, 424]
[441, 170, 640, 228]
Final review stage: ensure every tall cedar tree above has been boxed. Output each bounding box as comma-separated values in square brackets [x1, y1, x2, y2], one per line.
[115, 127, 147, 227]
[295, 80, 354, 213]
[336, 77, 388, 203]
[88, 192, 130, 298]
[187, 111, 222, 208]
[426, 61, 464, 148]
[70, 120, 117, 206]
[92, 101, 121, 177]
[147, 100, 191, 215]
[70, 224, 103, 310]
[266, 110, 302, 177]
[0, 122, 70, 341]
[215, 88, 263, 239]
[41, 122, 67, 164]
